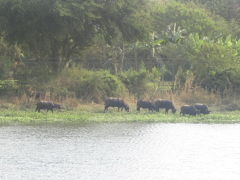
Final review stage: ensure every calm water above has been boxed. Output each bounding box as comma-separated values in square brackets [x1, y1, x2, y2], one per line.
[0, 123, 240, 180]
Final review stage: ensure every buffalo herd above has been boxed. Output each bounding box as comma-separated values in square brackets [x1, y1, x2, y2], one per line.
[35, 98, 210, 116]
[104, 97, 210, 116]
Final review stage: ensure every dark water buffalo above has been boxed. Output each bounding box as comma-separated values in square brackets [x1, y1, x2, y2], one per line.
[154, 99, 176, 113]
[35, 101, 61, 113]
[104, 97, 129, 112]
[180, 105, 199, 116]
[137, 100, 155, 112]
[194, 103, 210, 114]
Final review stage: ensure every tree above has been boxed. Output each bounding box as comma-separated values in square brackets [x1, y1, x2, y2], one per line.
[152, 1, 232, 38]
[0, 0, 149, 73]
[0, 36, 23, 79]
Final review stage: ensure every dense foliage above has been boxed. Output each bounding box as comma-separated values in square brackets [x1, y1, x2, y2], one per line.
[1, 0, 240, 101]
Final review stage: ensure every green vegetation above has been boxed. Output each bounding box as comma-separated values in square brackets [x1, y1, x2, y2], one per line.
[1, 0, 240, 111]
[49, 68, 126, 102]
[1, 109, 240, 125]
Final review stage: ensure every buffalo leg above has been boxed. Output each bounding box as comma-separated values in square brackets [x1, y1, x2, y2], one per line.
[165, 108, 169, 114]
[104, 106, 108, 112]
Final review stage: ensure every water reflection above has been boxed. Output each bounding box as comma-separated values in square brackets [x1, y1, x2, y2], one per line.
[0, 123, 240, 180]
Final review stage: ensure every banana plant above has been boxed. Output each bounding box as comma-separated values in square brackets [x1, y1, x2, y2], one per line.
[163, 23, 187, 43]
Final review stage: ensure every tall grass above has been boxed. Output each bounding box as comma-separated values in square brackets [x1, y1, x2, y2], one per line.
[1, 86, 240, 112]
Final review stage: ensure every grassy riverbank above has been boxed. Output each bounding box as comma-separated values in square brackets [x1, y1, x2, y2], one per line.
[0, 108, 240, 125]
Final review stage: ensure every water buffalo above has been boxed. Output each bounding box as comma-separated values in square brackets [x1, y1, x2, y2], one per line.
[35, 101, 61, 113]
[180, 105, 199, 116]
[104, 97, 129, 112]
[194, 103, 210, 114]
[154, 99, 176, 113]
[137, 100, 155, 112]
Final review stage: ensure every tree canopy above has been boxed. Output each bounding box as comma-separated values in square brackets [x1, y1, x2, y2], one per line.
[0, 0, 149, 72]
[1, 0, 240, 100]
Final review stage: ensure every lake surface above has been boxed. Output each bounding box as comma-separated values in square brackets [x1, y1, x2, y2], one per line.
[0, 123, 240, 180]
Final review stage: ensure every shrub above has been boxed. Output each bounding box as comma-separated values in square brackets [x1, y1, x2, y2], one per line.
[49, 67, 125, 102]
[0, 80, 19, 96]
[119, 66, 150, 98]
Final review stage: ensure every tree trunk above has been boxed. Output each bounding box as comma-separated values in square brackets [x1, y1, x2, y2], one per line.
[120, 42, 125, 72]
